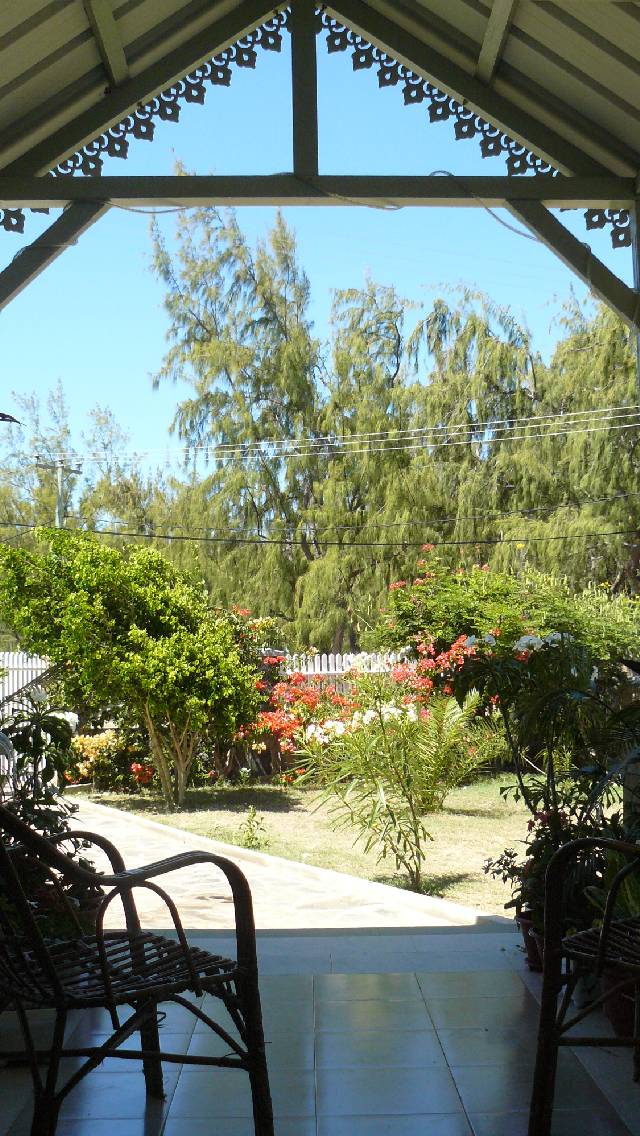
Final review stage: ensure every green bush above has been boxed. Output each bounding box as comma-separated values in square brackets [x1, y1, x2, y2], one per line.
[377, 550, 640, 665]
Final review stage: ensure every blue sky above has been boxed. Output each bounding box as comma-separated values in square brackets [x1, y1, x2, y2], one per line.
[0, 35, 633, 461]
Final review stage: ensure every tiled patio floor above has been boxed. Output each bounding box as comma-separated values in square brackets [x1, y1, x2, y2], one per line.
[1, 802, 639, 1133]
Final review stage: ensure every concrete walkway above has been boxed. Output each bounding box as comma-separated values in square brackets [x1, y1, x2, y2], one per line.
[72, 800, 509, 932]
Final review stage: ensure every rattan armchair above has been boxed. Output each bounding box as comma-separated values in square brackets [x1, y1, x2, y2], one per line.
[0, 804, 273, 1136]
[528, 835, 640, 1136]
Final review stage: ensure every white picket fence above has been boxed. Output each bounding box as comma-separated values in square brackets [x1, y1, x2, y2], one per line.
[0, 651, 49, 704]
[285, 651, 402, 678]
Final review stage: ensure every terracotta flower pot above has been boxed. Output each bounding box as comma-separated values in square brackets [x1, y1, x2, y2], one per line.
[517, 911, 543, 971]
[602, 971, 635, 1037]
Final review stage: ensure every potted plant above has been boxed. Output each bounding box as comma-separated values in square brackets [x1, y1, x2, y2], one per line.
[469, 633, 640, 964]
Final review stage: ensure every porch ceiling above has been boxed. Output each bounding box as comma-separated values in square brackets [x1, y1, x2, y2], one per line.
[0, 2, 638, 326]
[1, 1, 638, 181]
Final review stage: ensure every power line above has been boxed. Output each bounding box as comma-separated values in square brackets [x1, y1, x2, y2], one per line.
[33, 403, 640, 465]
[82, 488, 640, 538]
[25, 413, 640, 471]
[0, 519, 635, 550]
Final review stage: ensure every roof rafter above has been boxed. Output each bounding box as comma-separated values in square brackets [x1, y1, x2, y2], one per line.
[509, 201, 640, 335]
[83, 0, 129, 88]
[0, 0, 278, 178]
[476, 0, 517, 84]
[0, 203, 109, 311]
[327, 0, 613, 175]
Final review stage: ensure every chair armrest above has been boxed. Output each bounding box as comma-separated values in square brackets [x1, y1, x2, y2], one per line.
[49, 829, 127, 874]
[97, 852, 258, 972]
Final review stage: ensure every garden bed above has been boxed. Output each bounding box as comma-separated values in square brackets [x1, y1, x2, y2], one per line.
[76, 775, 527, 915]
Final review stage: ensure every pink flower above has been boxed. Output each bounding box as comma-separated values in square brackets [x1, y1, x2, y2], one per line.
[389, 580, 407, 591]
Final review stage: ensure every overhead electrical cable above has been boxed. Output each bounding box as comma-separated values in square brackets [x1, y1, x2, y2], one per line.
[80, 488, 640, 538]
[0, 519, 636, 550]
[38, 404, 640, 465]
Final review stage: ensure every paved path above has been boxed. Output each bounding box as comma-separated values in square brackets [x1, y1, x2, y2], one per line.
[72, 800, 507, 932]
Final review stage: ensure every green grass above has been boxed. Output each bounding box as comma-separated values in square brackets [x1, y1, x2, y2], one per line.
[79, 774, 529, 915]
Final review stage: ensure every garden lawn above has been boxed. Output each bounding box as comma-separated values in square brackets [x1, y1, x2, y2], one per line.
[79, 775, 528, 915]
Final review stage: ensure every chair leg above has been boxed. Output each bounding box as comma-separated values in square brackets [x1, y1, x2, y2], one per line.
[31, 1093, 61, 1136]
[138, 1003, 164, 1099]
[528, 949, 564, 1136]
[30, 1010, 66, 1136]
[633, 983, 640, 1082]
[237, 974, 274, 1136]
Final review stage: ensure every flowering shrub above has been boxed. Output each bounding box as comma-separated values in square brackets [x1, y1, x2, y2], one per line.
[130, 762, 154, 786]
[377, 547, 640, 662]
[67, 729, 155, 793]
[240, 637, 487, 776]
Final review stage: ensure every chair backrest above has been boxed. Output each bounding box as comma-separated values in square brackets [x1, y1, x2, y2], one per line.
[0, 804, 101, 1005]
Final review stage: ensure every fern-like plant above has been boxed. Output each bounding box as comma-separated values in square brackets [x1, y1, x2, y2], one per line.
[302, 690, 486, 891]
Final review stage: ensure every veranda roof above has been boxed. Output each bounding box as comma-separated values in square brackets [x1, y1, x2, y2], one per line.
[0, 1, 638, 323]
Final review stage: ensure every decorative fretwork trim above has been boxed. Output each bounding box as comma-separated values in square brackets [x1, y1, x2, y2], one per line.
[0, 9, 290, 234]
[1, 5, 631, 249]
[318, 12, 629, 249]
[319, 12, 556, 178]
[0, 209, 25, 234]
[584, 208, 632, 250]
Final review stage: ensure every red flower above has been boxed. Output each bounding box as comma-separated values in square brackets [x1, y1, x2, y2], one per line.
[130, 762, 154, 785]
[388, 580, 407, 591]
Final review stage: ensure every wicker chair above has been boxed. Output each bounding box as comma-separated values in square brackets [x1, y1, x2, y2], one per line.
[0, 804, 274, 1136]
[528, 835, 640, 1136]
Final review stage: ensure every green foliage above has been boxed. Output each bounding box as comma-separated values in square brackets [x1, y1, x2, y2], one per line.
[302, 688, 486, 891]
[378, 551, 640, 662]
[468, 632, 640, 928]
[238, 806, 269, 850]
[484, 777, 623, 933]
[0, 694, 100, 937]
[0, 531, 261, 807]
[2, 224, 640, 650]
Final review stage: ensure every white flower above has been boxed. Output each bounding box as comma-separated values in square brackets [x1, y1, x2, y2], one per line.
[513, 635, 543, 652]
[304, 724, 329, 746]
[324, 719, 347, 737]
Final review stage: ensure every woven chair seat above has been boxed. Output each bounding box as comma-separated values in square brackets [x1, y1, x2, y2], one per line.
[1, 930, 237, 1008]
[562, 915, 640, 973]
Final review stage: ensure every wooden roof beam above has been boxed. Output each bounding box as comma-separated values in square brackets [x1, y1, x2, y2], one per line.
[509, 200, 640, 335]
[476, 0, 518, 85]
[0, 174, 633, 209]
[0, 203, 109, 312]
[83, 0, 129, 88]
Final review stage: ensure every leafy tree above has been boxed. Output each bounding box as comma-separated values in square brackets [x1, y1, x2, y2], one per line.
[0, 531, 261, 807]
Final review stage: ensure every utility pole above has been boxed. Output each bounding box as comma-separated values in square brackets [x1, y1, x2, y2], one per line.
[35, 456, 82, 528]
